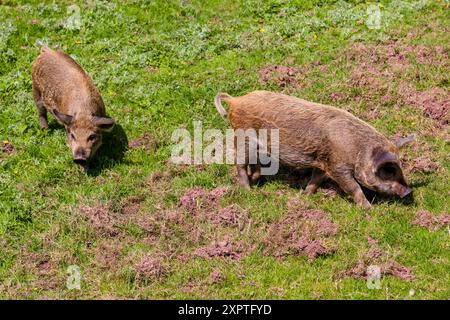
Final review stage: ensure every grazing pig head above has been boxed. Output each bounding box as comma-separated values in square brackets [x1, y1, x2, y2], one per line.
[53, 109, 115, 167]
[355, 146, 412, 199]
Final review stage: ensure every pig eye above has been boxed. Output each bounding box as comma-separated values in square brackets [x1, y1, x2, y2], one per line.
[87, 133, 98, 141]
[68, 132, 76, 140]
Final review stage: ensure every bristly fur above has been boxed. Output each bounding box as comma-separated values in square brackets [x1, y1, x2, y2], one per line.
[218, 90, 411, 208]
[32, 47, 115, 165]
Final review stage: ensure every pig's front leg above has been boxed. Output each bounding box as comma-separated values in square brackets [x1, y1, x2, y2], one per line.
[32, 86, 48, 129]
[329, 168, 371, 209]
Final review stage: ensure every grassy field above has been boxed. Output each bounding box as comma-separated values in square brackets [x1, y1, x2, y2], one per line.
[0, 0, 449, 299]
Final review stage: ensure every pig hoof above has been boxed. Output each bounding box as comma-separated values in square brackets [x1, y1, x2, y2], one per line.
[78, 163, 89, 172]
[39, 121, 49, 129]
[238, 183, 251, 190]
[250, 176, 260, 184]
[358, 201, 372, 210]
[304, 187, 317, 195]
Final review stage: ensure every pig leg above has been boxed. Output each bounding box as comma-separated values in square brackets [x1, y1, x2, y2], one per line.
[32, 86, 48, 129]
[249, 164, 261, 184]
[304, 169, 327, 195]
[329, 169, 371, 209]
[236, 164, 251, 190]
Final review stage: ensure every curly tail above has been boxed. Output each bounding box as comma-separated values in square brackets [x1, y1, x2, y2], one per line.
[214, 92, 232, 120]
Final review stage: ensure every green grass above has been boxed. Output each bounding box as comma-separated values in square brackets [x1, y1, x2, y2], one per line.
[0, 0, 449, 299]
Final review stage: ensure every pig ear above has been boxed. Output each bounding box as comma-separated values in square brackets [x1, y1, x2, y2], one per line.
[372, 149, 402, 181]
[393, 134, 416, 149]
[93, 116, 115, 132]
[372, 148, 398, 170]
[53, 109, 73, 126]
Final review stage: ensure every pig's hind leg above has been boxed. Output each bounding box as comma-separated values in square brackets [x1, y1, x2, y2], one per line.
[248, 164, 261, 184]
[304, 168, 327, 195]
[236, 164, 251, 190]
[235, 140, 254, 189]
[32, 85, 48, 129]
[329, 168, 371, 209]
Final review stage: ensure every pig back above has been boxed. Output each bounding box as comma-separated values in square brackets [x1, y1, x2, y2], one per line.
[228, 91, 335, 169]
[32, 48, 105, 117]
[227, 91, 393, 170]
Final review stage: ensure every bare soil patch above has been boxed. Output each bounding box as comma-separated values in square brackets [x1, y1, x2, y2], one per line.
[120, 195, 145, 216]
[258, 64, 299, 88]
[194, 237, 251, 260]
[128, 133, 158, 152]
[134, 254, 166, 283]
[79, 204, 119, 237]
[179, 186, 229, 215]
[263, 199, 339, 260]
[398, 83, 449, 124]
[2, 141, 14, 154]
[412, 210, 450, 232]
[207, 205, 248, 229]
[210, 269, 225, 284]
[19, 251, 61, 292]
[94, 238, 125, 269]
[344, 41, 449, 124]
[344, 237, 414, 281]
[409, 155, 440, 173]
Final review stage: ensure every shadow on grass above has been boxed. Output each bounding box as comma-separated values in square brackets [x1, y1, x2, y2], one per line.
[408, 178, 432, 189]
[255, 165, 420, 207]
[365, 176, 431, 206]
[86, 124, 129, 176]
[363, 188, 416, 206]
[46, 120, 62, 131]
[43, 119, 129, 175]
[255, 165, 312, 189]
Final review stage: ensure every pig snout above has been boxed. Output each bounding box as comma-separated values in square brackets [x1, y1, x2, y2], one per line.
[394, 183, 412, 198]
[73, 149, 88, 165]
[399, 186, 412, 198]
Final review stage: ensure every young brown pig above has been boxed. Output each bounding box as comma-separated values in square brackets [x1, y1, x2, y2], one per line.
[215, 90, 413, 209]
[32, 47, 115, 168]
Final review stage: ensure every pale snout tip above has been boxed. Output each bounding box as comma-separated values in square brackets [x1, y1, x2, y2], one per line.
[399, 186, 412, 198]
